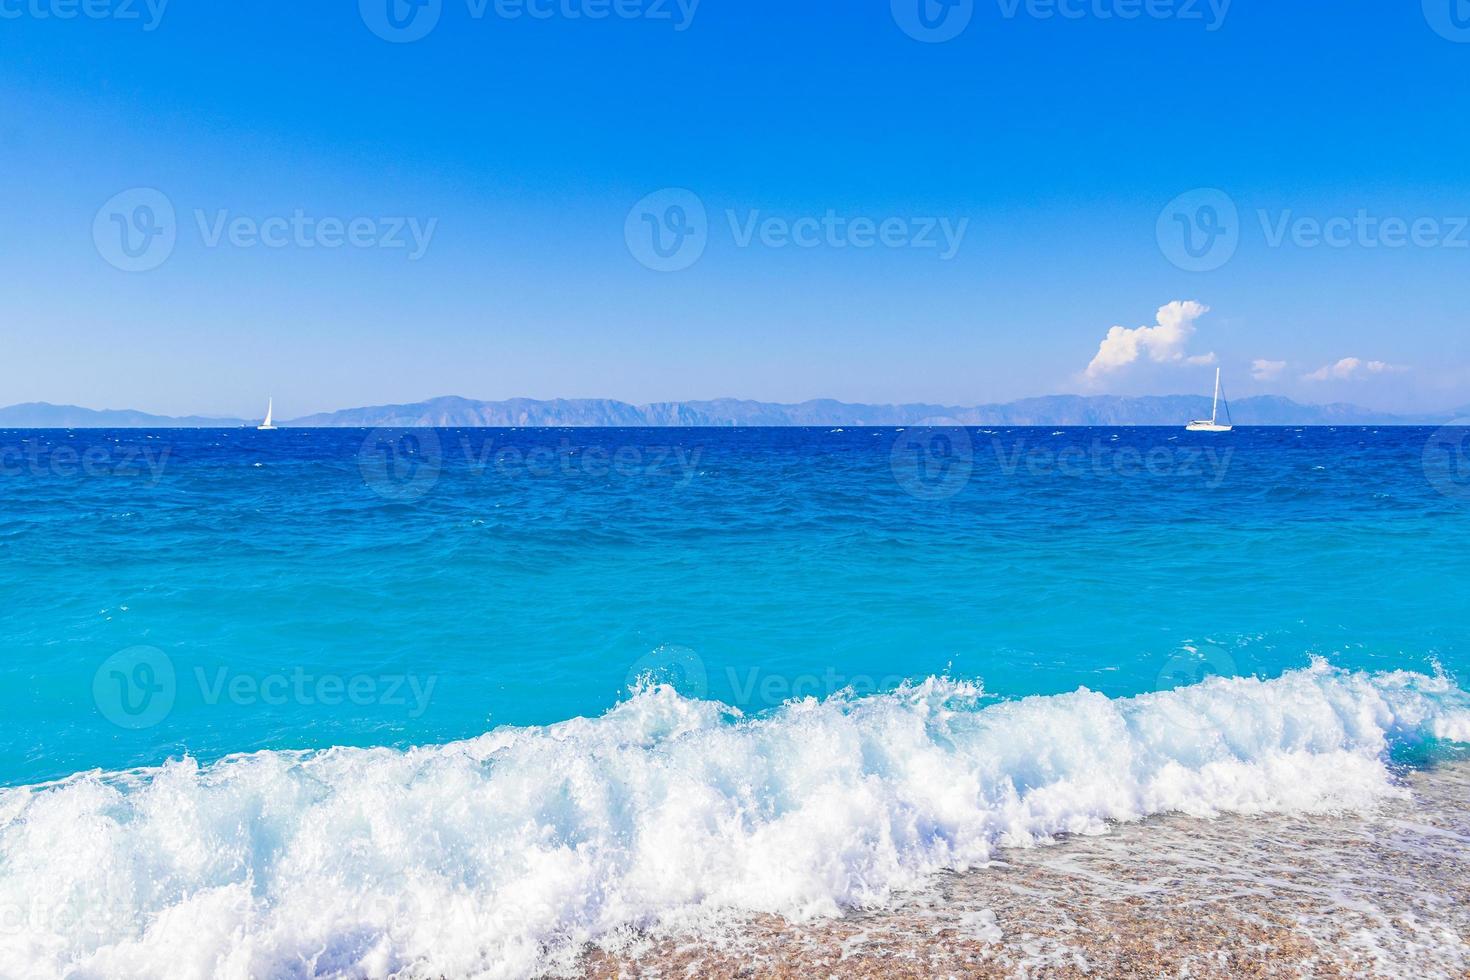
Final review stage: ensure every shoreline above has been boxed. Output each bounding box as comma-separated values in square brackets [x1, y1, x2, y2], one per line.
[4, 669, 1466, 977]
[579, 759, 1470, 978]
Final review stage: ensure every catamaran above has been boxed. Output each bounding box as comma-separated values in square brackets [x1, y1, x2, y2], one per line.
[258, 398, 277, 431]
[1186, 368, 1233, 432]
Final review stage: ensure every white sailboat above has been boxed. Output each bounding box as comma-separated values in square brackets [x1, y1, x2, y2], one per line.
[1187, 368, 1233, 432]
[258, 398, 277, 431]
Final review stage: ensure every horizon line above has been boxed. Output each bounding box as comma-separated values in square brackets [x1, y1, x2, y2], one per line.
[4, 390, 1462, 422]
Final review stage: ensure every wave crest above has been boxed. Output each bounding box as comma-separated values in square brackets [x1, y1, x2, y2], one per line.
[2, 663, 1467, 979]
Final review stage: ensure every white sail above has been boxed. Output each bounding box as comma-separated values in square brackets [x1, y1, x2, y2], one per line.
[258, 398, 277, 431]
[1186, 369, 1233, 432]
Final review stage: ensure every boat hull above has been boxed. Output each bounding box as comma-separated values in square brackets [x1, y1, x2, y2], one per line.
[1186, 422, 1233, 432]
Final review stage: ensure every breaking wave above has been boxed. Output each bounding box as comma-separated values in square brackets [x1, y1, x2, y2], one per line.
[2, 661, 1467, 978]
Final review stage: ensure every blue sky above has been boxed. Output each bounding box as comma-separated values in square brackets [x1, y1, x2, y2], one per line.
[3, 1, 1469, 416]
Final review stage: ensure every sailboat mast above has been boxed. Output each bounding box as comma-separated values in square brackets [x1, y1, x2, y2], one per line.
[1211, 368, 1220, 424]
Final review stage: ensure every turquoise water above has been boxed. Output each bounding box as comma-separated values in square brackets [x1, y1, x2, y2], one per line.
[1, 425, 1466, 785]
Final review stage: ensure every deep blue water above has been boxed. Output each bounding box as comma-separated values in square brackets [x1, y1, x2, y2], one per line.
[1, 425, 1467, 786]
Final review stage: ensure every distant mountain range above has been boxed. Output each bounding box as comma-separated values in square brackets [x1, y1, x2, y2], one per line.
[0, 403, 250, 428]
[0, 395, 1461, 429]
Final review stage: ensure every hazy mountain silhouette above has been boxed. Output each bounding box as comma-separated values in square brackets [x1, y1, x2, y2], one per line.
[1, 394, 1451, 427]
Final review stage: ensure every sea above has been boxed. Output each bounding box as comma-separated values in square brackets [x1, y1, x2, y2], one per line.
[0, 425, 1467, 977]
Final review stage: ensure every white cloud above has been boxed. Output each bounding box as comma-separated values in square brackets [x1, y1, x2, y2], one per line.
[1302, 357, 1408, 382]
[1251, 359, 1287, 381]
[1084, 301, 1215, 379]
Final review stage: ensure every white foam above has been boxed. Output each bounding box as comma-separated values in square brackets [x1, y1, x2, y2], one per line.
[1, 663, 1467, 979]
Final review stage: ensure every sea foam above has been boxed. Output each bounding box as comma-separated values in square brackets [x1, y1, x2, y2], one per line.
[1, 662, 1467, 979]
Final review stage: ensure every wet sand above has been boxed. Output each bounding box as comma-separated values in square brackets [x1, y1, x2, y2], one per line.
[576, 760, 1470, 978]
